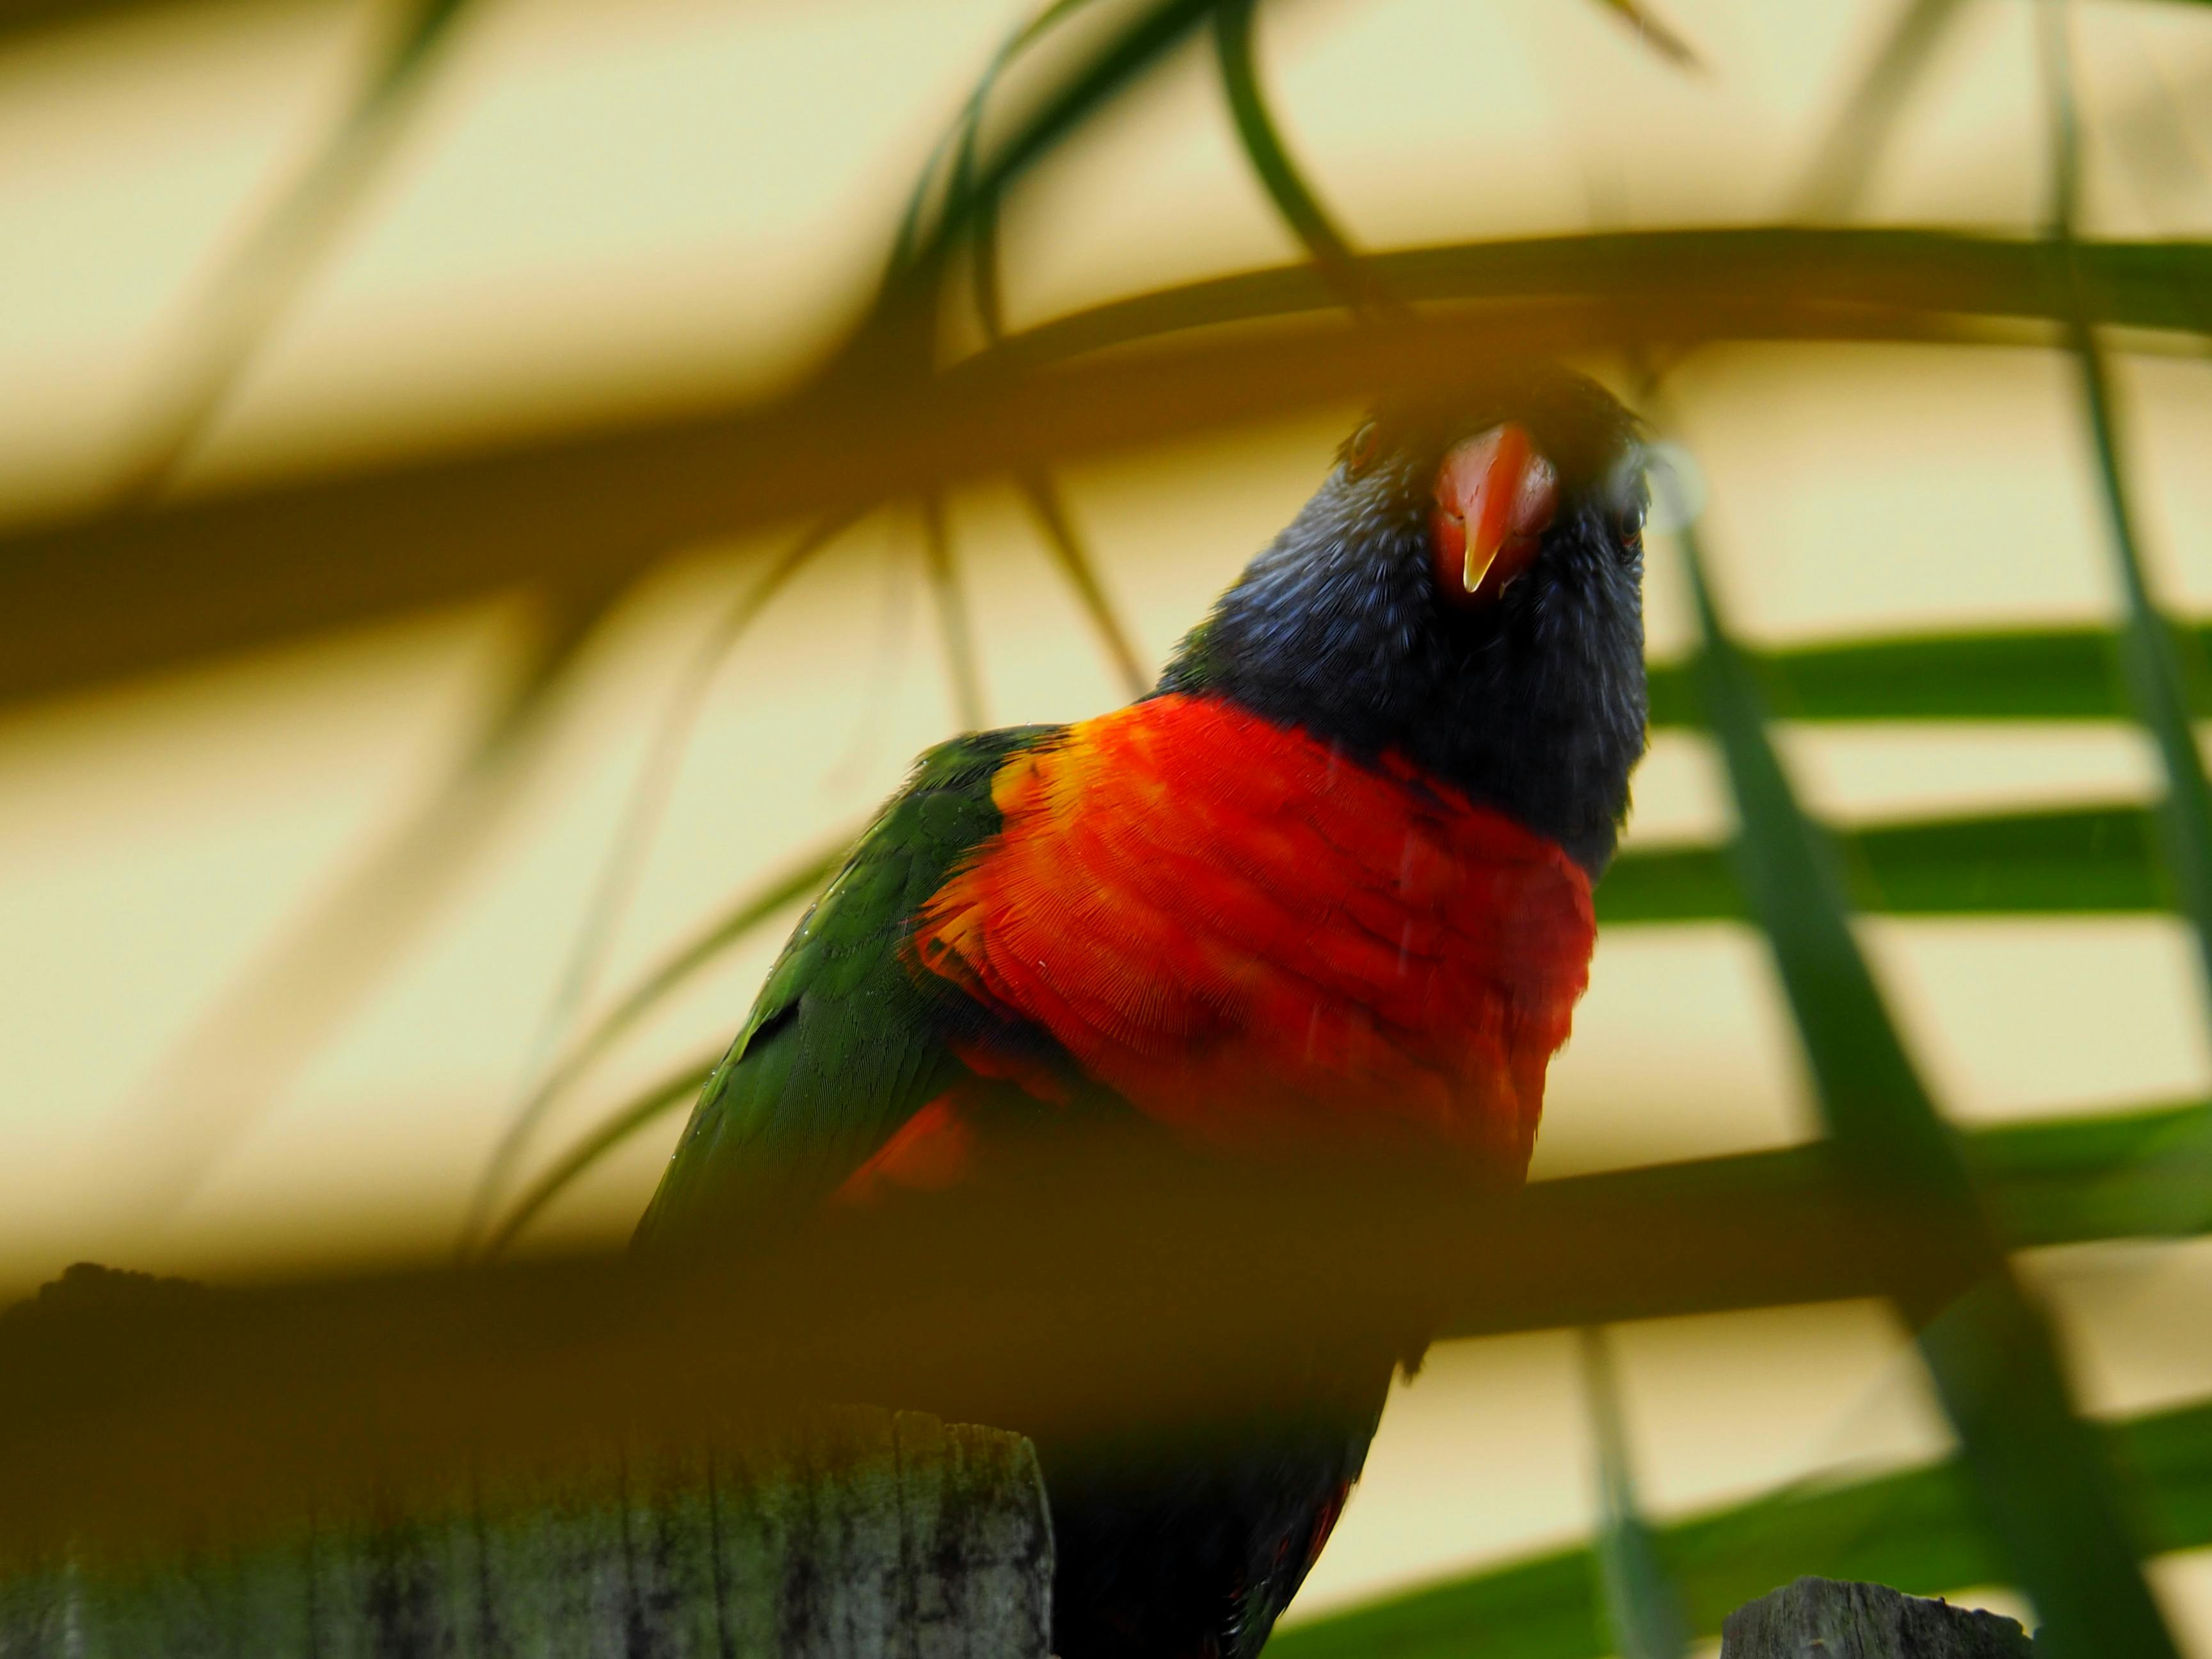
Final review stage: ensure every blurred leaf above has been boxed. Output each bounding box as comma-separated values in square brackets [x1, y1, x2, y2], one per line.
[1587, 0, 1699, 67]
[9, 229, 2212, 711]
[1671, 436, 2177, 1656]
[1791, 0, 1970, 221]
[1003, 229, 2212, 364]
[2040, 0, 2212, 1011]
[460, 517, 858, 1254]
[1644, 623, 2212, 725]
[97, 584, 620, 1240]
[1427, 1095, 2212, 1349]
[958, 116, 1010, 349]
[886, 0, 1117, 281]
[112, 0, 476, 499]
[954, 95, 1151, 701]
[874, 0, 1220, 328]
[480, 1054, 719, 1260]
[493, 1083, 2212, 1324]
[1271, 1389, 2212, 1659]
[1580, 1327, 1692, 1659]
[0, 0, 470, 40]
[10, 1100, 2212, 1548]
[919, 497, 988, 730]
[461, 833, 851, 1259]
[890, 0, 1113, 310]
[1212, 0, 1386, 316]
[1568, 1098, 2212, 1270]
[1016, 470, 1151, 699]
[1976, 1096, 2212, 1243]
[1601, 802, 2170, 922]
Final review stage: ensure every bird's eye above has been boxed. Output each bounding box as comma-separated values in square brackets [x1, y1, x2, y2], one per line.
[1614, 493, 1648, 550]
[1345, 421, 1381, 476]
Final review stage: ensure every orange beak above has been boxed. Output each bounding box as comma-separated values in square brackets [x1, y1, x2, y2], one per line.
[1432, 424, 1560, 604]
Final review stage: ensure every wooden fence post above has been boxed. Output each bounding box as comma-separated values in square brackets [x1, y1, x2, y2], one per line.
[1721, 1577, 2037, 1658]
[0, 1406, 1052, 1659]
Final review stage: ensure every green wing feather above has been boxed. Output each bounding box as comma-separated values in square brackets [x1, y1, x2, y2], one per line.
[633, 725, 1055, 1250]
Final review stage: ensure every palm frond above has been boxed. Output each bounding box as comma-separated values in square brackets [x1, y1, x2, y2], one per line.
[1790, 0, 1969, 220]
[10, 1104, 2212, 1551]
[883, 0, 1116, 284]
[952, 82, 1149, 702]
[1667, 405, 2179, 1658]
[1015, 471, 1150, 699]
[479, 1054, 719, 1259]
[457, 516, 857, 1252]
[109, 0, 479, 500]
[1580, 1327, 1691, 1659]
[457, 833, 852, 1258]
[1273, 1390, 2212, 1659]
[1602, 802, 2171, 923]
[99, 584, 617, 1233]
[919, 497, 988, 730]
[1587, 0, 1700, 68]
[2039, 0, 2212, 1016]
[878, 0, 1219, 308]
[8, 229, 2212, 712]
[1212, 0, 1384, 315]
[1644, 623, 2212, 725]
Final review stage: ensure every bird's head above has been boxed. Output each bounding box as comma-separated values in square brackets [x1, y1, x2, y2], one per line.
[1158, 368, 1651, 873]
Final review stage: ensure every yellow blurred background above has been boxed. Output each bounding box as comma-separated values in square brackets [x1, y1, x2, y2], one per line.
[5, 0, 2212, 1647]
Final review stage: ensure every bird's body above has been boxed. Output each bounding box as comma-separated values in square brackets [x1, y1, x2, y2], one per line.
[639, 371, 1651, 1658]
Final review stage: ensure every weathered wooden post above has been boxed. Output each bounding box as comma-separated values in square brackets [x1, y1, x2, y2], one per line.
[0, 1260, 1058, 1658]
[0, 1405, 1053, 1658]
[1721, 1577, 2036, 1658]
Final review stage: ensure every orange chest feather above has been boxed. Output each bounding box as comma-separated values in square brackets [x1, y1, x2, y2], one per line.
[910, 695, 1597, 1175]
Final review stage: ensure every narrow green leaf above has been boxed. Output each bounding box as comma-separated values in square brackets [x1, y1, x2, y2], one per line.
[949, 77, 1150, 704]
[18, 231, 2212, 715]
[111, 0, 477, 498]
[919, 497, 988, 730]
[1588, 0, 1700, 67]
[1000, 230, 2212, 369]
[1975, 1097, 2212, 1244]
[457, 833, 851, 1260]
[879, 0, 1218, 314]
[959, 122, 1009, 348]
[477, 1070, 2212, 1358]
[1212, 0, 1388, 316]
[1672, 438, 2178, 1656]
[949, 0, 1214, 232]
[1580, 1327, 1692, 1659]
[1790, 0, 1970, 220]
[1644, 624, 2200, 726]
[1438, 1103, 2212, 1344]
[458, 514, 859, 1254]
[861, 0, 1222, 376]
[480, 1055, 719, 1259]
[2039, 0, 2212, 1010]
[1548, 1098, 2212, 1269]
[1601, 802, 2168, 923]
[1016, 471, 1150, 699]
[102, 582, 618, 1233]
[885, 0, 1114, 282]
[1273, 1390, 2212, 1659]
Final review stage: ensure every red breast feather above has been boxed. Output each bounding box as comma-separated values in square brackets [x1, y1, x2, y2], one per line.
[910, 693, 1594, 1178]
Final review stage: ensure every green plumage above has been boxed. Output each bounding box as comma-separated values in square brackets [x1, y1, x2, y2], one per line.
[634, 726, 1054, 1250]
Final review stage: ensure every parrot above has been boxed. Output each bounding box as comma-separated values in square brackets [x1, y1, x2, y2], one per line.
[636, 366, 1651, 1659]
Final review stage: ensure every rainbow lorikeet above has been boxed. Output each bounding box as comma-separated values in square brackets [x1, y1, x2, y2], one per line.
[637, 369, 1650, 1658]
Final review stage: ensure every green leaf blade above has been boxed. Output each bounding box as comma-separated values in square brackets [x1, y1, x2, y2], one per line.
[1599, 803, 2168, 924]
[1673, 479, 2178, 1657]
[1644, 625, 2162, 726]
[1276, 1391, 2212, 1659]
[1212, 0, 1383, 316]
